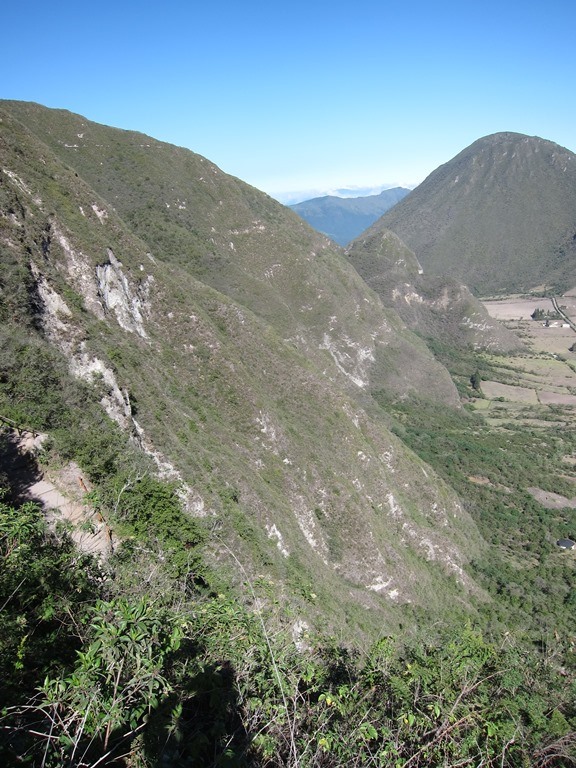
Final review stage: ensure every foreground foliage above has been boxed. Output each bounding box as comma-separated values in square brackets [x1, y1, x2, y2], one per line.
[1, 495, 575, 767]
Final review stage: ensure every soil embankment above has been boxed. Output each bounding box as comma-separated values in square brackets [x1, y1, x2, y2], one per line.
[3, 428, 114, 558]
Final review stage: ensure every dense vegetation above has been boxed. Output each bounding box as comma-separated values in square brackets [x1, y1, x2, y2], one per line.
[2, 492, 575, 767]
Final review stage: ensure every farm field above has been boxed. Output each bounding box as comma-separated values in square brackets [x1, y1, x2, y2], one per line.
[483, 295, 576, 355]
[477, 295, 576, 427]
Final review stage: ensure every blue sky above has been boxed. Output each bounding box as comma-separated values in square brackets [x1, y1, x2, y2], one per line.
[4, 0, 576, 203]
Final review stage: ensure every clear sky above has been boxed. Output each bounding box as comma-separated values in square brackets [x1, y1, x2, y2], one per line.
[3, 0, 576, 203]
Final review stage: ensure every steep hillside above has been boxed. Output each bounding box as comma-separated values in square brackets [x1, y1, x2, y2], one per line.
[1, 100, 457, 406]
[374, 132, 576, 295]
[347, 228, 523, 352]
[289, 187, 410, 245]
[0, 101, 485, 636]
[4, 103, 576, 768]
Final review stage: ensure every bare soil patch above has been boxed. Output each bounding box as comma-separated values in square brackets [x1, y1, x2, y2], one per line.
[527, 487, 576, 509]
[538, 391, 576, 406]
[13, 432, 115, 558]
[481, 381, 538, 403]
[482, 297, 554, 320]
[467, 475, 511, 493]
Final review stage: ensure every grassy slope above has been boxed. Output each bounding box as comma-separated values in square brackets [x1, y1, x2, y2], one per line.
[1, 100, 459, 407]
[374, 132, 576, 295]
[0, 102, 486, 637]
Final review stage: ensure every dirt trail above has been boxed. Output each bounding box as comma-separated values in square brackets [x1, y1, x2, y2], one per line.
[12, 431, 114, 559]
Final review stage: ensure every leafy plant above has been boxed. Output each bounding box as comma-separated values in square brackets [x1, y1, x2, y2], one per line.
[39, 598, 184, 764]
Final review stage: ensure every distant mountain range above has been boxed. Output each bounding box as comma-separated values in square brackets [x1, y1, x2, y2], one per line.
[289, 187, 410, 245]
[374, 132, 576, 295]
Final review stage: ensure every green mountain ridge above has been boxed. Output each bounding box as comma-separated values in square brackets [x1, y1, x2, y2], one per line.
[374, 131, 576, 295]
[347, 227, 523, 352]
[1, 101, 457, 405]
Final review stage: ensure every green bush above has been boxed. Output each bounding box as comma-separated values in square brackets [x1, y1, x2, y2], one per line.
[104, 475, 208, 584]
[0, 496, 102, 705]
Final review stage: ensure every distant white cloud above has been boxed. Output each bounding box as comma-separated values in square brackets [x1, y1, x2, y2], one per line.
[271, 182, 417, 206]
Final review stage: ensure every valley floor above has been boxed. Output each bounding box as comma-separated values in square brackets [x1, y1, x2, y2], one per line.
[482, 294, 576, 410]
[478, 294, 576, 512]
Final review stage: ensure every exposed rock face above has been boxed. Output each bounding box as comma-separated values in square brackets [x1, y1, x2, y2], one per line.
[96, 249, 149, 338]
[51, 223, 107, 320]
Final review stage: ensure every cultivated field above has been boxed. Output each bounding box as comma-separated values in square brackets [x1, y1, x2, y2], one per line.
[467, 295, 576, 506]
[476, 295, 576, 426]
[483, 295, 576, 355]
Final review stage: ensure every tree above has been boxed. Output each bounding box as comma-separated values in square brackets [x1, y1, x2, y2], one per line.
[470, 369, 482, 392]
